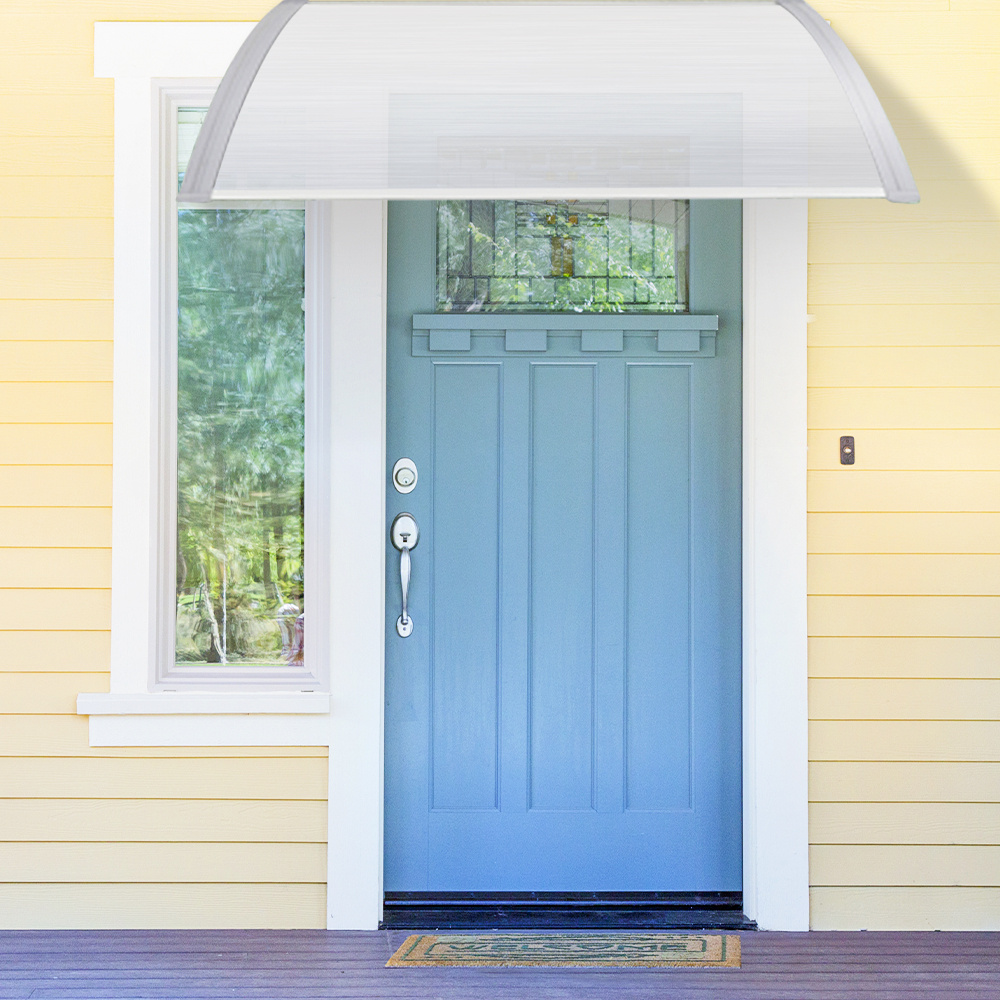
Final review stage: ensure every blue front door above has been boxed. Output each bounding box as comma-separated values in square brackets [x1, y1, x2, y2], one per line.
[384, 200, 742, 891]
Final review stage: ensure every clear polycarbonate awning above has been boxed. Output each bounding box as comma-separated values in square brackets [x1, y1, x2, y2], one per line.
[180, 0, 918, 203]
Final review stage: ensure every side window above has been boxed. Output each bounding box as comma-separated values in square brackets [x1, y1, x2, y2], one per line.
[160, 105, 318, 689]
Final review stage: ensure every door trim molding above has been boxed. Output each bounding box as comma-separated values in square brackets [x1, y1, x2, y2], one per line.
[324, 198, 810, 932]
[741, 200, 810, 930]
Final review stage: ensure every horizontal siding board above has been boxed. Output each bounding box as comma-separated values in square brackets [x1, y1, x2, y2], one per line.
[0, 468, 111, 507]
[810, 262, 1000, 305]
[0, 672, 109, 714]
[809, 554, 1000, 595]
[809, 346, 1000, 388]
[811, 844, 1000, 887]
[808, 304, 1000, 348]
[0, 798, 327, 843]
[0, 425, 111, 465]
[0, 548, 110, 587]
[811, 721, 1000, 762]
[810, 802, 1000, 845]
[810, 886, 1000, 931]
[809, 389, 1000, 429]
[0, 842, 327, 884]
[0, 177, 112, 219]
[0, 631, 109, 673]
[0, 385, 110, 421]
[809, 595, 1000, 638]
[810, 678, 1000, 721]
[0, 715, 327, 756]
[0, 343, 111, 380]
[0, 301, 112, 342]
[0, 219, 112, 257]
[809, 471, 1000, 513]
[809, 513, 1000, 554]
[0, 259, 112, 300]
[0, 757, 328, 800]
[809, 222, 1000, 265]
[809, 637, 1000, 679]
[0, 138, 111, 178]
[0, 589, 110, 631]
[0, 95, 112, 138]
[808, 430, 1000, 471]
[0, 883, 326, 930]
[809, 761, 1000, 802]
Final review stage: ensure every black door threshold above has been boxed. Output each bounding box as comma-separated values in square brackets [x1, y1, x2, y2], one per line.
[380, 892, 755, 931]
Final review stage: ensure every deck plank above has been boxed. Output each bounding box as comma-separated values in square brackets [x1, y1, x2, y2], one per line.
[0, 930, 997, 999]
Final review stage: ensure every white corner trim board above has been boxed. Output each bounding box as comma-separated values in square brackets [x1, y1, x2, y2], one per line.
[91, 21, 809, 931]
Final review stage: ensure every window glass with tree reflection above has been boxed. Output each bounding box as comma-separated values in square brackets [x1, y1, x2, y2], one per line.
[173, 108, 306, 674]
[437, 200, 688, 314]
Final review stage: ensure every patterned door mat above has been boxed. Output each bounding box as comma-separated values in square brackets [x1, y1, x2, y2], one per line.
[387, 932, 741, 968]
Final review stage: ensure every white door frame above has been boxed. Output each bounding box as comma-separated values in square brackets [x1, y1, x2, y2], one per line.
[324, 199, 809, 932]
[94, 22, 809, 933]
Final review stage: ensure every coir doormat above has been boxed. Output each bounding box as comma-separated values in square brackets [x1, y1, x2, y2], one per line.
[387, 932, 741, 968]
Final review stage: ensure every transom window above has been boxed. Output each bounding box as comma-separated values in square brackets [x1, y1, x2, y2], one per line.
[436, 199, 689, 313]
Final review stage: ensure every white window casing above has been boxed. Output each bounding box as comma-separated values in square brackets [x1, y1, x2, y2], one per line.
[83, 21, 808, 931]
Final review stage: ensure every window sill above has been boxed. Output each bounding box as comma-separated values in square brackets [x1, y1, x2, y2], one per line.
[77, 692, 331, 747]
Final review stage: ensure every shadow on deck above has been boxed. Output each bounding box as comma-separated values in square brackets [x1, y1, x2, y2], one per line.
[0, 928, 998, 999]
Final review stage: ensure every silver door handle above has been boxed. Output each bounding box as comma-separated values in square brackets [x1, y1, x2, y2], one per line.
[390, 513, 419, 637]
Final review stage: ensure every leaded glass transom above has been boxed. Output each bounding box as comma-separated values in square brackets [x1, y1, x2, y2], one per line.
[437, 200, 688, 313]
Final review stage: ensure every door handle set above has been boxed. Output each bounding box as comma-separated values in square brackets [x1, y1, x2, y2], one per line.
[390, 512, 419, 637]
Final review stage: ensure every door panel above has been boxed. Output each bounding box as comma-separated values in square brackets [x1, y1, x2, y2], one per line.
[385, 200, 742, 892]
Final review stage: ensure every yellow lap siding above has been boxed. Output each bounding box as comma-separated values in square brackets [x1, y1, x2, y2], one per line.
[811, 887, 1000, 931]
[0, 589, 109, 630]
[0, 843, 327, 883]
[811, 721, 1000, 761]
[810, 761, 1000, 802]
[0, 549, 110, 588]
[809, 512, 1000, 553]
[0, 884, 327, 930]
[810, 595, 1000, 637]
[811, 802, 1000, 845]
[0, 799, 327, 842]
[0, 343, 111, 380]
[809, 304, 1000, 346]
[0, 631, 110, 673]
[809, 389, 1000, 428]
[808, 472, 1000, 512]
[810, 679, 1000, 721]
[811, 845, 1000, 886]
[0, 384, 111, 421]
[0, 468, 111, 507]
[0, 509, 108, 547]
[0, 95, 113, 138]
[0, 177, 112, 218]
[810, 637, 1000, 678]
[0, 302, 112, 341]
[0, 259, 112, 300]
[0, 673, 110, 713]
[0, 220, 113, 256]
[0, 425, 111, 465]
[810, 222, 1000, 264]
[809, 346, 1000, 388]
[0, 756, 328, 800]
[810, 554, 1000, 595]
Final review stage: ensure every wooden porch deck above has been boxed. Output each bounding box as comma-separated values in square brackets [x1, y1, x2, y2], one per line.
[0, 929, 997, 998]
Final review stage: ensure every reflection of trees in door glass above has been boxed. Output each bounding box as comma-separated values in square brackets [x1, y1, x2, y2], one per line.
[175, 207, 306, 670]
[437, 200, 688, 313]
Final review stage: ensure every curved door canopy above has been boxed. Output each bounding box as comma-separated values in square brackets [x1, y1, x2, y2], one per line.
[181, 0, 918, 204]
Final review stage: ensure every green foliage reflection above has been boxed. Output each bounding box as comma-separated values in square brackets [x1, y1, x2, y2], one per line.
[175, 208, 306, 668]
